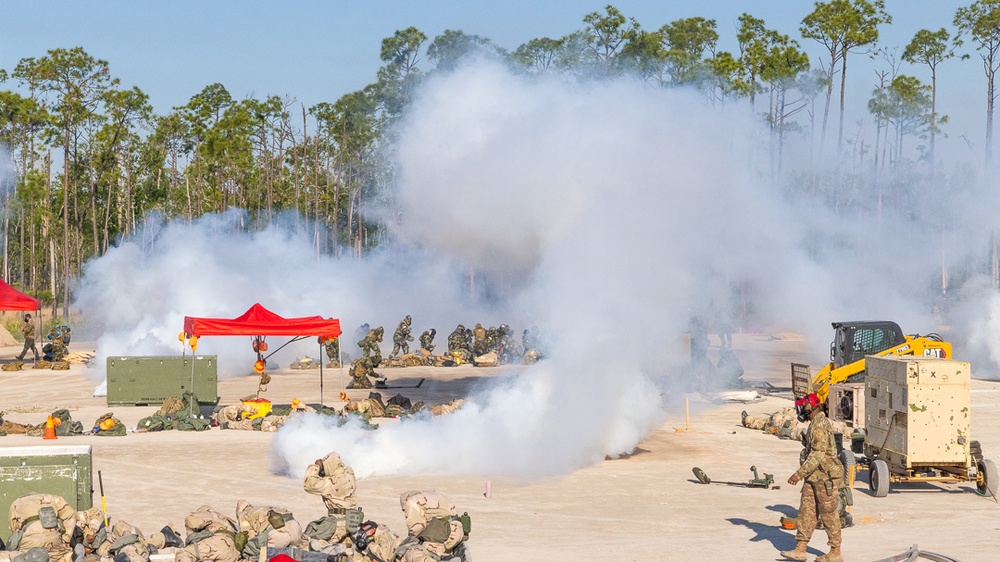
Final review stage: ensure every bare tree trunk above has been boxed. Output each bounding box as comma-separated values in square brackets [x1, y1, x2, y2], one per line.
[837, 49, 848, 155]
[820, 53, 836, 156]
[62, 125, 70, 317]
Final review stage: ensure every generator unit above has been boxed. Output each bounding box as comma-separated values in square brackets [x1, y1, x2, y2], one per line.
[862, 355, 996, 498]
[0, 445, 93, 541]
[829, 382, 866, 428]
[106, 355, 218, 406]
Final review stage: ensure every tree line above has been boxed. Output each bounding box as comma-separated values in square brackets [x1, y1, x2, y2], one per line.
[2, 0, 999, 316]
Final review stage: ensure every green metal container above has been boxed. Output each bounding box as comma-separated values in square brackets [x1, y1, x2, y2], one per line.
[0, 445, 93, 541]
[106, 355, 219, 406]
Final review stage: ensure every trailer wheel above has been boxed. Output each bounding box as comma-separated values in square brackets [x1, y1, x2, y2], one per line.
[978, 459, 998, 497]
[870, 459, 890, 497]
[840, 449, 856, 477]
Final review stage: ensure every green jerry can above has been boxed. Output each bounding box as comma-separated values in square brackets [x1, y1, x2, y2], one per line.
[106, 355, 219, 406]
[0, 445, 93, 541]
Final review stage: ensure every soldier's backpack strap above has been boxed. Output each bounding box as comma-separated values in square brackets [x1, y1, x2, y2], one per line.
[109, 533, 140, 554]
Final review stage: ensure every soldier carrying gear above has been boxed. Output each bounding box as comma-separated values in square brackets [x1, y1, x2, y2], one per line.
[781, 393, 846, 562]
[7, 493, 77, 562]
[302, 453, 368, 555]
[419, 329, 436, 354]
[16, 314, 39, 362]
[393, 491, 470, 562]
[234, 501, 302, 560]
[182, 507, 241, 562]
[390, 316, 414, 358]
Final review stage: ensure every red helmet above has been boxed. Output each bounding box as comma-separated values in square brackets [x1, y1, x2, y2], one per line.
[795, 393, 820, 408]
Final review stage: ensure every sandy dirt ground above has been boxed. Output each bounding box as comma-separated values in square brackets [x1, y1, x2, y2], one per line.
[1, 333, 999, 562]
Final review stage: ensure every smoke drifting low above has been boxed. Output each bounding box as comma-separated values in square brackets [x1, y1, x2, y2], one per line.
[73, 58, 1000, 480]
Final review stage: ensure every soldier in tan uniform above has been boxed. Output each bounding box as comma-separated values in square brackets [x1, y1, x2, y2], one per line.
[75, 508, 152, 562]
[234, 501, 302, 559]
[302, 452, 361, 553]
[780, 393, 845, 562]
[182, 507, 240, 562]
[7, 494, 76, 562]
[392, 491, 470, 562]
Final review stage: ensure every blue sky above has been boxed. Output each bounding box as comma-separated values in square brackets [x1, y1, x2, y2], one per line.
[0, 1, 987, 140]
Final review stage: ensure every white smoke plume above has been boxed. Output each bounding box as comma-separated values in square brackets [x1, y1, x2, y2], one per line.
[73, 58, 1000, 480]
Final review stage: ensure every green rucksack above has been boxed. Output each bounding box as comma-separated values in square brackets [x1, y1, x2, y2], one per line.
[175, 418, 211, 431]
[137, 415, 174, 432]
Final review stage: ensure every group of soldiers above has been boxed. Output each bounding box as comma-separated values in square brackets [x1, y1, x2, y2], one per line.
[210, 393, 465, 432]
[341, 317, 544, 389]
[5, 316, 72, 372]
[0, 453, 470, 562]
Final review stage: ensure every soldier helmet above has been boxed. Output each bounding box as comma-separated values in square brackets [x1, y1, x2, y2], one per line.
[404, 315, 411, 323]
[456, 324, 465, 331]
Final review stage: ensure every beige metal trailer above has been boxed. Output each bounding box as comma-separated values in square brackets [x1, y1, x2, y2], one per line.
[861, 356, 996, 498]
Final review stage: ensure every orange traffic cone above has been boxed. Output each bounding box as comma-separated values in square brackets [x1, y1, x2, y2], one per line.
[43, 415, 57, 440]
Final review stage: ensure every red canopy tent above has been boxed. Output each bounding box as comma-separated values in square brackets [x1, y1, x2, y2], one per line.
[183, 303, 341, 338]
[183, 303, 342, 403]
[0, 278, 40, 312]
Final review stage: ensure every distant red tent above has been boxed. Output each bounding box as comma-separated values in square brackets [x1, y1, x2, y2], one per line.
[0, 278, 40, 311]
[183, 303, 341, 338]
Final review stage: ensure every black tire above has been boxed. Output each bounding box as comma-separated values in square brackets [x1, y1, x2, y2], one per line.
[978, 459, 998, 497]
[971, 440, 983, 462]
[840, 449, 856, 478]
[870, 459, 890, 497]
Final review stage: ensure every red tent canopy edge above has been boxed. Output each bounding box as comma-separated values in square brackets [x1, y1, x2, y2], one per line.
[183, 303, 341, 339]
[0, 278, 40, 312]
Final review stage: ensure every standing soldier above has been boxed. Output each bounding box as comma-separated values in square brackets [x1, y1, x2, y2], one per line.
[390, 316, 414, 358]
[780, 393, 845, 562]
[15, 313, 39, 361]
[323, 337, 341, 367]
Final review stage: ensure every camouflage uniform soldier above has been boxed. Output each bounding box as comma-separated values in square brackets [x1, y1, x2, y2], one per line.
[496, 325, 522, 364]
[419, 329, 436, 354]
[15, 314, 39, 361]
[182, 507, 240, 562]
[7, 493, 76, 562]
[349, 328, 385, 389]
[302, 453, 361, 553]
[76, 507, 152, 562]
[324, 337, 341, 367]
[471, 324, 488, 357]
[392, 491, 470, 562]
[234, 500, 302, 559]
[781, 393, 845, 562]
[390, 316, 414, 358]
[43, 328, 68, 363]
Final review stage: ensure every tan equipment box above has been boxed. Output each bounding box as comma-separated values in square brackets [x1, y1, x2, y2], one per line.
[829, 382, 866, 428]
[863, 356, 971, 470]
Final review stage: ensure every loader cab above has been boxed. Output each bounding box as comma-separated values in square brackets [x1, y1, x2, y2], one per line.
[830, 321, 906, 368]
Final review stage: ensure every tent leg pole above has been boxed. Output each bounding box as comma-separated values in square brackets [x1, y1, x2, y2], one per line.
[319, 342, 324, 407]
